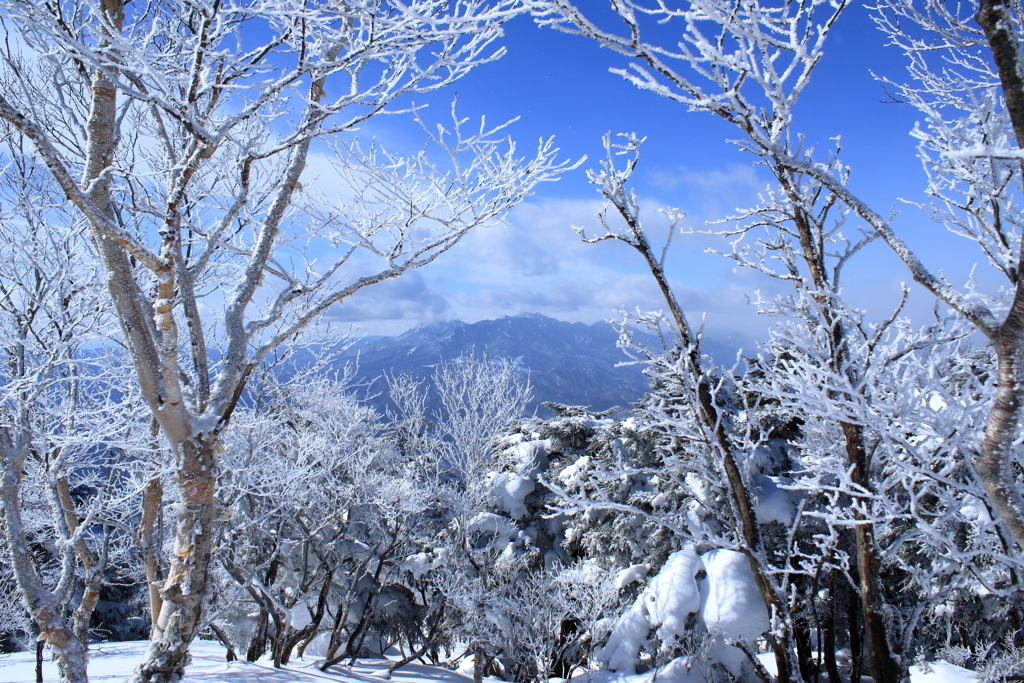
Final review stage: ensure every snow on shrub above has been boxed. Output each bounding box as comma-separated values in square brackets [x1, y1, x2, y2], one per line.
[598, 545, 768, 681]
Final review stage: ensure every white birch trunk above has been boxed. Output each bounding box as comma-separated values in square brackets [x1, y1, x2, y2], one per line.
[0, 430, 89, 683]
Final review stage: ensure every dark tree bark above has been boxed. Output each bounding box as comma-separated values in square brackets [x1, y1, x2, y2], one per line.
[848, 583, 863, 683]
[794, 619, 817, 683]
[275, 571, 332, 666]
[822, 577, 842, 683]
[842, 422, 901, 683]
[552, 618, 581, 679]
[208, 623, 238, 662]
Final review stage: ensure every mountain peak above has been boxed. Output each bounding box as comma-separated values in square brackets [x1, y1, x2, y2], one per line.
[398, 318, 466, 339]
[340, 312, 649, 416]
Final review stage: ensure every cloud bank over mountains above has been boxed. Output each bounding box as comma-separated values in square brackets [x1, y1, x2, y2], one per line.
[331, 191, 780, 354]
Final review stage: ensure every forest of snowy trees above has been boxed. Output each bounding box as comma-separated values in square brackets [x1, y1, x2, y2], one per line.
[2, 1, 1024, 683]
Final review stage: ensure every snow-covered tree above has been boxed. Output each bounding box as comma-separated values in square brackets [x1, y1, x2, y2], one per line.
[865, 0, 1024, 556]
[0, 142, 150, 682]
[208, 371, 434, 670]
[537, 128, 836, 682]
[0, 1, 573, 679]
[528, 1, 1024, 681]
[385, 355, 537, 683]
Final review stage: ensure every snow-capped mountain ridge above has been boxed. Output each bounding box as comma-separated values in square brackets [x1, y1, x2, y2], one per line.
[340, 313, 652, 415]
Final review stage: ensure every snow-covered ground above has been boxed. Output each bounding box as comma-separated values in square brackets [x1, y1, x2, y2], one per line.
[0, 640, 477, 683]
[0, 640, 981, 683]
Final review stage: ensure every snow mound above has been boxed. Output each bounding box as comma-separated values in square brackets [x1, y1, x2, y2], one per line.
[400, 550, 448, 580]
[700, 549, 770, 678]
[485, 471, 535, 519]
[559, 456, 592, 485]
[599, 546, 705, 673]
[583, 656, 707, 683]
[508, 438, 550, 477]
[910, 661, 980, 683]
[598, 545, 770, 681]
[616, 564, 649, 589]
[468, 512, 515, 537]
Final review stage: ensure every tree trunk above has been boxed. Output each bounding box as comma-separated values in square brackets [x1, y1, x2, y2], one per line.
[78, 21, 226, 681]
[822, 577, 842, 683]
[973, 0, 1024, 551]
[75, 10, 223, 679]
[841, 422, 902, 683]
[794, 620, 816, 683]
[74, 572, 103, 649]
[385, 607, 446, 679]
[974, 335, 1024, 548]
[1, 433, 89, 683]
[473, 642, 485, 683]
[208, 623, 238, 662]
[552, 617, 579, 679]
[138, 474, 165, 636]
[56, 477, 103, 649]
[130, 439, 219, 683]
[848, 580, 863, 683]
[277, 571, 332, 666]
[247, 609, 271, 663]
[321, 545, 392, 671]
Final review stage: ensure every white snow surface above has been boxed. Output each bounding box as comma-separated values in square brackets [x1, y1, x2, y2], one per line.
[400, 549, 449, 580]
[302, 631, 332, 658]
[581, 656, 707, 683]
[289, 603, 313, 630]
[0, 640, 482, 683]
[615, 564, 649, 589]
[599, 546, 769, 680]
[910, 661, 980, 683]
[699, 549, 769, 678]
[468, 512, 515, 537]
[598, 546, 704, 673]
[508, 438, 550, 476]
[752, 475, 793, 525]
[401, 551, 436, 580]
[486, 471, 535, 519]
[0, 638, 980, 683]
[559, 456, 591, 485]
[576, 655, 977, 683]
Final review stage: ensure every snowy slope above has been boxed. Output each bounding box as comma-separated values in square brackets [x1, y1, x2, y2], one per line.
[0, 640, 980, 683]
[0, 641, 477, 683]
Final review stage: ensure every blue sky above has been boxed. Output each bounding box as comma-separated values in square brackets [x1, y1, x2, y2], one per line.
[328, 3, 993, 353]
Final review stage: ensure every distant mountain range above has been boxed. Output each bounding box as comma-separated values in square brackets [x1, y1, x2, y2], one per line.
[339, 313, 654, 417]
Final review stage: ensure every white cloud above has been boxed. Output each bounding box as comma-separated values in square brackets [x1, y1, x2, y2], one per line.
[318, 172, 935, 361]
[646, 163, 768, 228]
[323, 191, 788, 352]
[326, 271, 451, 325]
